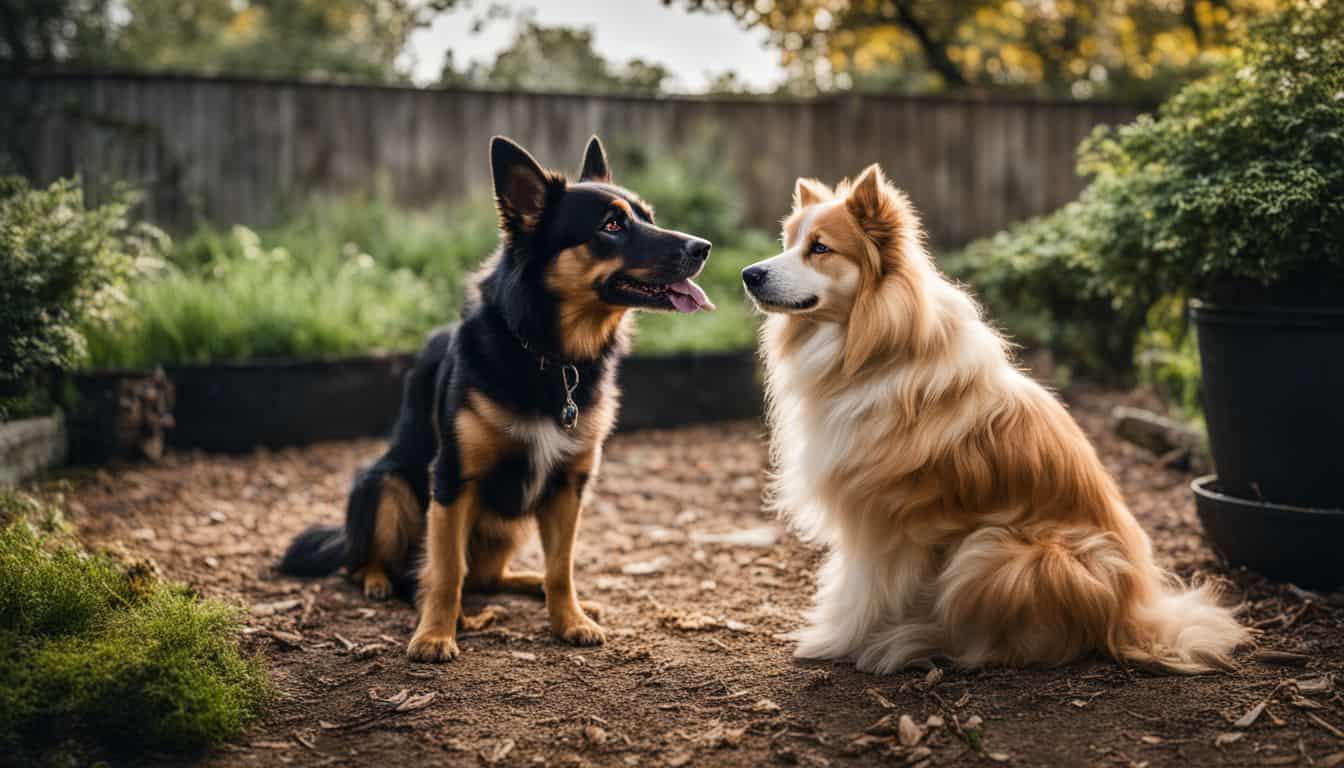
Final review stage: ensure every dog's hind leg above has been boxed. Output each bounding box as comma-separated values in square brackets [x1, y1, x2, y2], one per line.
[465, 518, 544, 597]
[359, 475, 423, 601]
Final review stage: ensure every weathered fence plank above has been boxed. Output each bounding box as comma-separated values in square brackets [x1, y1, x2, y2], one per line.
[0, 72, 1150, 247]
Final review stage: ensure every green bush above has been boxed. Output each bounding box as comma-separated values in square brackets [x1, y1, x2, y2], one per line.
[941, 201, 1148, 382]
[0, 490, 269, 759]
[0, 177, 166, 417]
[83, 143, 771, 368]
[948, 0, 1343, 391]
[1076, 0, 1344, 305]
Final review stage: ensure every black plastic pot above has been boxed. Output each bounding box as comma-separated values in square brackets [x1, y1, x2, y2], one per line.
[1190, 302, 1344, 508]
[1193, 475, 1344, 590]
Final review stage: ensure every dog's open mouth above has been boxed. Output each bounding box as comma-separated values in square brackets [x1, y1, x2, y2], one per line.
[609, 275, 716, 313]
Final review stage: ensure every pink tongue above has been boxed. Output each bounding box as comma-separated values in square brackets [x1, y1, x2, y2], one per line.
[667, 278, 715, 313]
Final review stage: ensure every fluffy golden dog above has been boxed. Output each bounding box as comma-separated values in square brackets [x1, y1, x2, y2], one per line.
[742, 165, 1247, 673]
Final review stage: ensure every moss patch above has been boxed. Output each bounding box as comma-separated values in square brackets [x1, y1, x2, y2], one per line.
[0, 490, 269, 760]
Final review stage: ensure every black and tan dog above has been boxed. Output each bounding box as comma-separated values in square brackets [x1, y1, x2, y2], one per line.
[280, 136, 713, 661]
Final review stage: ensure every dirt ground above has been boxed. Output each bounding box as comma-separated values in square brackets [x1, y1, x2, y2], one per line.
[63, 389, 1344, 768]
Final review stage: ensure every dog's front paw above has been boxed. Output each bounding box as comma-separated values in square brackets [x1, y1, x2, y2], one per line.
[407, 629, 460, 662]
[555, 614, 605, 646]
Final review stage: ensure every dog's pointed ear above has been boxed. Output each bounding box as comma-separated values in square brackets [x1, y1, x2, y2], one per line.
[793, 177, 831, 209]
[846, 164, 888, 222]
[845, 164, 901, 252]
[491, 136, 557, 236]
[578, 135, 611, 183]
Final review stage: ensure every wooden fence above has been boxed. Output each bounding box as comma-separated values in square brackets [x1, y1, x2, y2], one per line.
[1, 72, 1150, 247]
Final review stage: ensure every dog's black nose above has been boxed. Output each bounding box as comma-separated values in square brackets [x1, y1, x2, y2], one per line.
[684, 238, 711, 263]
[742, 265, 767, 288]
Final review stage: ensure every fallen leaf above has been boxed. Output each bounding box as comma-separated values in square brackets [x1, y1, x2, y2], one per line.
[908, 746, 933, 762]
[723, 619, 752, 633]
[395, 692, 435, 712]
[251, 740, 293, 749]
[751, 698, 782, 713]
[922, 667, 944, 689]
[1140, 735, 1163, 745]
[621, 556, 670, 575]
[318, 720, 338, 730]
[699, 724, 747, 748]
[1069, 699, 1089, 709]
[269, 629, 304, 647]
[964, 715, 984, 730]
[1235, 682, 1285, 729]
[354, 643, 385, 659]
[252, 598, 303, 616]
[898, 714, 923, 746]
[1296, 675, 1334, 695]
[583, 724, 607, 745]
[690, 525, 779, 548]
[510, 651, 538, 661]
[866, 687, 896, 709]
[481, 738, 515, 764]
[1290, 695, 1325, 710]
[925, 714, 945, 729]
[987, 752, 1011, 763]
[1216, 732, 1246, 747]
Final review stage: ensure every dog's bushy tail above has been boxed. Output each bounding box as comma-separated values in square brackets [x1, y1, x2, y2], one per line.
[278, 525, 347, 577]
[1122, 578, 1250, 674]
[937, 526, 1247, 673]
[278, 469, 384, 577]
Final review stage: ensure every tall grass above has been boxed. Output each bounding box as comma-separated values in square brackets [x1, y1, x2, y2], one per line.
[82, 148, 773, 368]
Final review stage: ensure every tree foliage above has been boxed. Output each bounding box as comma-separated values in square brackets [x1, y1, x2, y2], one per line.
[0, 0, 461, 80]
[672, 0, 1282, 97]
[440, 20, 672, 95]
[949, 0, 1344, 385]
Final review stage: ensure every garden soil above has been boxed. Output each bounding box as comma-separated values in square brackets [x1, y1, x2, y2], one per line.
[66, 390, 1344, 767]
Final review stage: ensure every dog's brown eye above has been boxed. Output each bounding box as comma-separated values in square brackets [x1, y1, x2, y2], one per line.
[603, 220, 623, 233]
[810, 241, 830, 254]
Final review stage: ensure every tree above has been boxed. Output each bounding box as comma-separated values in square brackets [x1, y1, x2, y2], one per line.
[670, 0, 1282, 98]
[440, 21, 673, 95]
[0, 0, 463, 80]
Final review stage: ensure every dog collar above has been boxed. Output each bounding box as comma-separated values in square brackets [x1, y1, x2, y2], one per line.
[515, 334, 581, 431]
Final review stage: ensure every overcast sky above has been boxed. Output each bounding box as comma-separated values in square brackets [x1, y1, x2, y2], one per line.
[404, 0, 784, 91]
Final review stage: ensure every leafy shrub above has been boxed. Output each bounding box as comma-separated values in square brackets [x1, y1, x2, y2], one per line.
[0, 177, 166, 417]
[83, 143, 772, 368]
[0, 489, 269, 759]
[1076, 0, 1344, 305]
[941, 202, 1148, 382]
[948, 0, 1343, 389]
[617, 137, 749, 250]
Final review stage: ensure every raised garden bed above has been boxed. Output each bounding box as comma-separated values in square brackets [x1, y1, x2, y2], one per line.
[68, 351, 761, 458]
